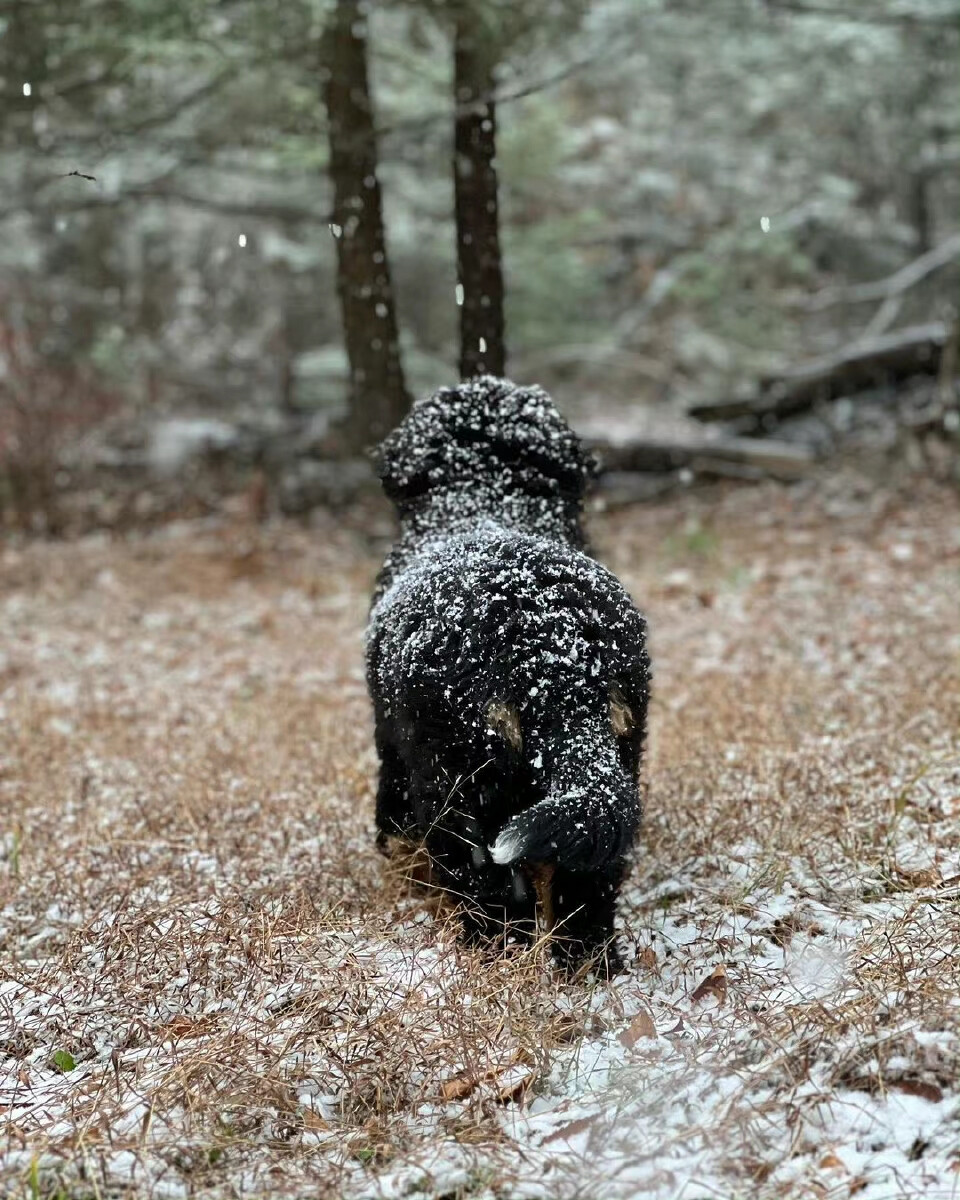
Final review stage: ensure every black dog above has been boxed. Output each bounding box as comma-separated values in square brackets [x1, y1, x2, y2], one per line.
[366, 377, 650, 972]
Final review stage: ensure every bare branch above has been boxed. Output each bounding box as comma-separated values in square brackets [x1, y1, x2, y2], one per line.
[0, 186, 326, 226]
[803, 233, 960, 312]
[763, 0, 960, 26]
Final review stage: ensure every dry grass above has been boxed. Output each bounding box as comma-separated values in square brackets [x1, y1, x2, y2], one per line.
[1, 473, 958, 1200]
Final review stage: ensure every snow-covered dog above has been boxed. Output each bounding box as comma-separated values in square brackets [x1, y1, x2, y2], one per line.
[366, 377, 650, 972]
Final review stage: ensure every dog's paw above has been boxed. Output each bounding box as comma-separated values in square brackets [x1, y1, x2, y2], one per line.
[553, 938, 626, 981]
[459, 903, 538, 952]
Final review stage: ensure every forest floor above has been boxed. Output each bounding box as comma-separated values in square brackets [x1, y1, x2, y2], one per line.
[1, 471, 958, 1200]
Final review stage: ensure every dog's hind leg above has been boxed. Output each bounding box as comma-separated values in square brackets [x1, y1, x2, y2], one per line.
[549, 861, 627, 976]
[423, 824, 537, 950]
[374, 736, 414, 853]
[453, 882, 538, 952]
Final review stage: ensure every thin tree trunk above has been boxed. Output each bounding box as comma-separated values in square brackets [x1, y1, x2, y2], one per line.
[5, 0, 49, 114]
[322, 0, 410, 447]
[908, 170, 932, 255]
[453, 15, 505, 380]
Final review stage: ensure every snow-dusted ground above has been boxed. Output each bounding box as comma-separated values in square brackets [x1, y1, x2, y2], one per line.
[2, 476, 958, 1199]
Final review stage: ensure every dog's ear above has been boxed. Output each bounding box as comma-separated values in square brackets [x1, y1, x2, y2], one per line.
[373, 425, 421, 506]
[556, 441, 599, 502]
[371, 385, 478, 507]
[372, 404, 444, 507]
[502, 383, 597, 503]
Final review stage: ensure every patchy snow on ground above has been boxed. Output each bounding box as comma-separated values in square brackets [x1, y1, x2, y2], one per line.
[1, 478, 958, 1199]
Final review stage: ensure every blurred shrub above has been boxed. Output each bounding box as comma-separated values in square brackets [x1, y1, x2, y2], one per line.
[0, 294, 119, 534]
[504, 211, 607, 352]
[672, 229, 815, 354]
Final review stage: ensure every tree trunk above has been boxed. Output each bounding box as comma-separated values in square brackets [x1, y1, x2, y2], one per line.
[322, 0, 410, 448]
[3, 1, 49, 117]
[908, 170, 932, 255]
[453, 15, 505, 380]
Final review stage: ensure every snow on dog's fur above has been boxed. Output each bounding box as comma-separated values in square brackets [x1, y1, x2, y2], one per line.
[366, 377, 650, 971]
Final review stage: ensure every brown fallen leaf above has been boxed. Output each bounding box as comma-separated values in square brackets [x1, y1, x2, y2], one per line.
[441, 1074, 478, 1101]
[301, 1109, 329, 1131]
[64, 1128, 104, 1148]
[160, 1016, 212, 1039]
[619, 1009, 657, 1048]
[744, 1158, 775, 1183]
[637, 945, 657, 969]
[543, 1113, 600, 1144]
[819, 1152, 847, 1170]
[690, 963, 728, 1005]
[893, 1079, 944, 1104]
[848, 1176, 868, 1195]
[895, 865, 942, 889]
[495, 1068, 536, 1106]
[440, 1053, 532, 1102]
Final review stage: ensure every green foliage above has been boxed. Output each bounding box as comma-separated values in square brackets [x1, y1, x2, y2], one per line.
[498, 97, 567, 189]
[273, 135, 330, 172]
[431, 0, 588, 60]
[50, 1050, 75, 1073]
[88, 326, 128, 379]
[6, 829, 21, 877]
[668, 226, 816, 355]
[674, 231, 813, 309]
[504, 212, 607, 351]
[665, 518, 719, 560]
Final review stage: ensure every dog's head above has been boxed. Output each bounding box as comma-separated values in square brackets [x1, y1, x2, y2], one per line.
[374, 376, 597, 514]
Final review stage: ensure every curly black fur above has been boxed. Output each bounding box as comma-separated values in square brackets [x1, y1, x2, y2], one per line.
[366, 377, 650, 972]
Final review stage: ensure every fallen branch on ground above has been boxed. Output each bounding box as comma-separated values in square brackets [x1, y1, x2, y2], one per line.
[688, 323, 950, 424]
[589, 434, 814, 479]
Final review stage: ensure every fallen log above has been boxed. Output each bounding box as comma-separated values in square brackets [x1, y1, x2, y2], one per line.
[589, 435, 814, 479]
[689, 322, 949, 424]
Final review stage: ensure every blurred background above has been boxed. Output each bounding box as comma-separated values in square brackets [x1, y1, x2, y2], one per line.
[1, 0, 958, 533]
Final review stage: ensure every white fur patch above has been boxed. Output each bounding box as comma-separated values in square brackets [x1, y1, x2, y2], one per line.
[490, 827, 524, 865]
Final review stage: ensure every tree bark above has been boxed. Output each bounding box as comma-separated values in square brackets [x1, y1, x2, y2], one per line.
[322, 0, 410, 448]
[3, 0, 49, 118]
[908, 169, 932, 255]
[453, 14, 505, 380]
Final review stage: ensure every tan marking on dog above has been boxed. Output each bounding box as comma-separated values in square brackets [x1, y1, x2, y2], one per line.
[530, 862, 556, 931]
[486, 699, 522, 751]
[609, 684, 634, 738]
